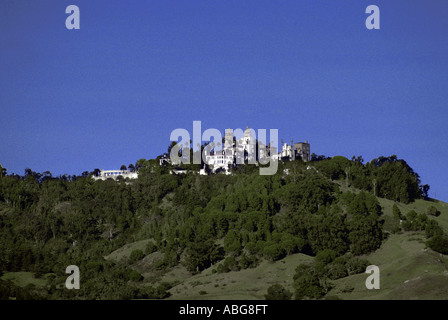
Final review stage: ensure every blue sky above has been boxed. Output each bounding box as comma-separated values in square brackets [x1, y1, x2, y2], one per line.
[1, 0, 447, 201]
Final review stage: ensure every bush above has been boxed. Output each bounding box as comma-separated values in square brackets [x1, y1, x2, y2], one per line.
[392, 203, 403, 220]
[406, 210, 417, 221]
[238, 254, 259, 270]
[293, 264, 331, 300]
[263, 243, 286, 262]
[129, 249, 145, 264]
[265, 284, 293, 300]
[425, 220, 443, 238]
[129, 270, 143, 282]
[139, 285, 171, 299]
[340, 284, 354, 293]
[315, 249, 337, 265]
[217, 257, 240, 273]
[427, 235, 448, 255]
[326, 262, 348, 280]
[345, 256, 369, 275]
[427, 205, 441, 217]
[244, 242, 259, 255]
[145, 241, 158, 255]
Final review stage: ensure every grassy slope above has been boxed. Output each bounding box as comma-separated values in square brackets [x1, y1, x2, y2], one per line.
[101, 190, 448, 300]
[329, 232, 448, 299]
[163, 193, 448, 300]
[104, 239, 151, 263]
[167, 253, 314, 300]
[1, 272, 48, 288]
[326, 194, 448, 300]
[3, 184, 448, 300]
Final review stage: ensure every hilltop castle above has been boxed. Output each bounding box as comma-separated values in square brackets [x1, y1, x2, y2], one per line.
[95, 126, 310, 179]
[203, 126, 310, 174]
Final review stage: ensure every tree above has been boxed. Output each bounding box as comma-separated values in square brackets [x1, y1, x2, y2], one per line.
[293, 264, 329, 300]
[120, 165, 127, 171]
[427, 235, 448, 255]
[129, 250, 145, 264]
[167, 141, 178, 156]
[185, 240, 224, 273]
[420, 184, 430, 198]
[184, 224, 225, 273]
[263, 243, 286, 262]
[265, 284, 293, 300]
[425, 220, 443, 238]
[128, 164, 136, 172]
[311, 153, 329, 162]
[392, 203, 403, 220]
[145, 241, 158, 255]
[129, 270, 143, 282]
[0, 164, 6, 178]
[351, 155, 364, 164]
[427, 205, 440, 217]
[348, 213, 383, 255]
[347, 191, 382, 216]
[372, 157, 422, 203]
[135, 159, 147, 171]
[315, 249, 337, 266]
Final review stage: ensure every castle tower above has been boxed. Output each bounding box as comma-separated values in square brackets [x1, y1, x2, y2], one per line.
[293, 140, 311, 162]
[224, 128, 234, 155]
[243, 125, 253, 144]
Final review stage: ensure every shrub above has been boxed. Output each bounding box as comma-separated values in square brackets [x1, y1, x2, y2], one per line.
[345, 256, 369, 275]
[427, 235, 448, 255]
[244, 241, 258, 255]
[326, 262, 348, 280]
[264, 284, 293, 300]
[129, 270, 143, 282]
[238, 254, 259, 269]
[139, 285, 171, 299]
[425, 220, 443, 238]
[129, 249, 145, 264]
[263, 243, 286, 262]
[427, 205, 441, 217]
[315, 249, 337, 265]
[145, 241, 158, 255]
[217, 257, 240, 273]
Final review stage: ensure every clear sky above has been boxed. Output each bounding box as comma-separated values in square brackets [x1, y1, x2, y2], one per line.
[1, 0, 447, 201]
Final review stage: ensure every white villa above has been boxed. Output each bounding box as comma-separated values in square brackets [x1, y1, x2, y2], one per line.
[93, 169, 138, 181]
[203, 126, 259, 174]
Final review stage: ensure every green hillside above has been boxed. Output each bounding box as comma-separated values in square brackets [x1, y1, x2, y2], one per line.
[1, 155, 447, 300]
[165, 196, 448, 300]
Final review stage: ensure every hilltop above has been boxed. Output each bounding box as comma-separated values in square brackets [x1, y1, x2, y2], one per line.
[0, 155, 447, 300]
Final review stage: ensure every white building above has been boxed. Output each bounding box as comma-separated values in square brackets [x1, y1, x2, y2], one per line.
[205, 150, 234, 174]
[204, 126, 259, 174]
[157, 125, 310, 175]
[272, 140, 310, 162]
[93, 169, 138, 181]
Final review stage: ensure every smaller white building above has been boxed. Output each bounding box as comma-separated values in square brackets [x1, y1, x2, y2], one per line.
[205, 150, 234, 173]
[93, 170, 138, 181]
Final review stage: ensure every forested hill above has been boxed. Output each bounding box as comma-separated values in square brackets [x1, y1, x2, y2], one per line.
[0, 155, 447, 300]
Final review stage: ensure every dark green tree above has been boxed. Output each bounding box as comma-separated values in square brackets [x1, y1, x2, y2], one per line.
[265, 284, 293, 300]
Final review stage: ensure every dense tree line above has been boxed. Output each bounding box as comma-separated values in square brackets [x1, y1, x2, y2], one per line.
[313, 155, 423, 203]
[0, 154, 443, 299]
